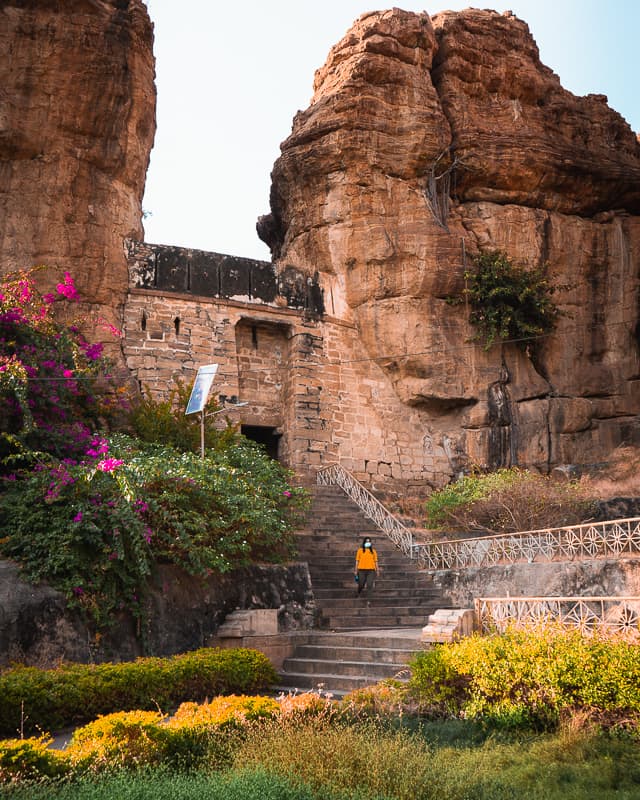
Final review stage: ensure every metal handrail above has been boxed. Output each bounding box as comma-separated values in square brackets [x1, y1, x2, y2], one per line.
[316, 463, 415, 558]
[475, 595, 640, 640]
[417, 516, 640, 570]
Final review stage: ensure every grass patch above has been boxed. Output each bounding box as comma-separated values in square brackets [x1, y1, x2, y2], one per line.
[4, 722, 640, 799]
[0, 766, 339, 800]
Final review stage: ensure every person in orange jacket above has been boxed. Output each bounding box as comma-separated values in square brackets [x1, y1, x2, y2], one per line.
[355, 536, 379, 596]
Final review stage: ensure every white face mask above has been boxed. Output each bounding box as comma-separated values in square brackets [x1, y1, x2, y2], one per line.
[364, 542, 371, 549]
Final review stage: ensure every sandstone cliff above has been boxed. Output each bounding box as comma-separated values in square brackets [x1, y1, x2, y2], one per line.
[0, 0, 156, 337]
[259, 8, 640, 472]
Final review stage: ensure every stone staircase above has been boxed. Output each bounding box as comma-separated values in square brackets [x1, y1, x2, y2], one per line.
[296, 486, 444, 630]
[276, 629, 424, 697]
[277, 485, 449, 695]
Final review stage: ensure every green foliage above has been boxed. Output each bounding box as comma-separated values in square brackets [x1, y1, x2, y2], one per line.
[409, 627, 640, 731]
[1, 767, 339, 800]
[462, 250, 561, 350]
[127, 380, 236, 455]
[4, 697, 640, 797]
[424, 467, 596, 533]
[0, 433, 308, 629]
[0, 648, 278, 738]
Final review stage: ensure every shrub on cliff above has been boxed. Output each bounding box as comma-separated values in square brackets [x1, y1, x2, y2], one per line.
[424, 467, 596, 533]
[461, 250, 563, 350]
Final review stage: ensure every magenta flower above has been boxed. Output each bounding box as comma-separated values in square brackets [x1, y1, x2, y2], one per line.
[72, 586, 84, 596]
[56, 272, 79, 301]
[73, 511, 83, 523]
[63, 369, 74, 378]
[283, 490, 292, 498]
[86, 438, 109, 457]
[96, 458, 123, 472]
[81, 342, 103, 361]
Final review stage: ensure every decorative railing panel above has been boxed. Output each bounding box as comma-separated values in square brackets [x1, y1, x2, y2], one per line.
[417, 517, 640, 570]
[316, 464, 414, 558]
[476, 596, 640, 640]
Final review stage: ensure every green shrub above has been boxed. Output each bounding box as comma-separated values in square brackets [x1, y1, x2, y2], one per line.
[0, 433, 308, 629]
[409, 628, 640, 731]
[461, 250, 562, 350]
[424, 467, 596, 533]
[127, 380, 237, 455]
[0, 648, 278, 737]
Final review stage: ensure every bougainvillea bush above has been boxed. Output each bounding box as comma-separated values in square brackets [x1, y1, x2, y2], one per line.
[0, 268, 308, 631]
[0, 267, 123, 464]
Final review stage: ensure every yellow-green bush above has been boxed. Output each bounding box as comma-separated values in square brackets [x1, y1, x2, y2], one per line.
[0, 737, 68, 784]
[168, 695, 280, 730]
[66, 710, 167, 773]
[409, 627, 640, 730]
[0, 648, 278, 737]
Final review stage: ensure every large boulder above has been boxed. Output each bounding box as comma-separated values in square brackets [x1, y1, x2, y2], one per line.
[259, 8, 640, 471]
[0, 0, 156, 338]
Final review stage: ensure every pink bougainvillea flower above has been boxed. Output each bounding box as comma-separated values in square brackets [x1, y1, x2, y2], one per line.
[86, 437, 109, 457]
[283, 490, 292, 498]
[96, 458, 124, 473]
[56, 272, 79, 301]
[80, 341, 103, 361]
[63, 369, 74, 378]
[73, 511, 83, 523]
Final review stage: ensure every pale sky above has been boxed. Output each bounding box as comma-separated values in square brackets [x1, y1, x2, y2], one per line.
[142, 1, 639, 261]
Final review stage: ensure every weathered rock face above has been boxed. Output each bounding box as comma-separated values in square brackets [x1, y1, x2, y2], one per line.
[0, 0, 156, 335]
[259, 8, 640, 472]
[0, 560, 315, 667]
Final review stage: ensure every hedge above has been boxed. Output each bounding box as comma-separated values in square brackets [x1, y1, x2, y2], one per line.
[0, 648, 278, 737]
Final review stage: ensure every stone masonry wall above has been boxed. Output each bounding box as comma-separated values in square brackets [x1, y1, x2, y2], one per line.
[124, 241, 459, 493]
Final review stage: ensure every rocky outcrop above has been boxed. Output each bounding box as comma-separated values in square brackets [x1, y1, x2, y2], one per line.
[259, 8, 640, 472]
[0, 560, 315, 667]
[0, 0, 156, 342]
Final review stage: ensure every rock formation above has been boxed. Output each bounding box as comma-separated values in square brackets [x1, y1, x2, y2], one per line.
[259, 8, 640, 472]
[0, 0, 156, 339]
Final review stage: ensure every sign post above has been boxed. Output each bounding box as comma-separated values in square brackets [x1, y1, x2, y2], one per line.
[185, 364, 219, 458]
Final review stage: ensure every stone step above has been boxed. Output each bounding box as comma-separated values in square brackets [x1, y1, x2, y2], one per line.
[309, 577, 432, 590]
[293, 644, 417, 664]
[282, 658, 406, 680]
[276, 671, 406, 694]
[321, 613, 433, 629]
[317, 595, 438, 608]
[301, 630, 426, 649]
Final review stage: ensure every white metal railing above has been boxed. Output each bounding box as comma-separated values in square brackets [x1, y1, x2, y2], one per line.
[476, 596, 640, 640]
[316, 464, 415, 558]
[417, 517, 640, 570]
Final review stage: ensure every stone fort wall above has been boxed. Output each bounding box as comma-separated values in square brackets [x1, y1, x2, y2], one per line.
[123, 240, 455, 495]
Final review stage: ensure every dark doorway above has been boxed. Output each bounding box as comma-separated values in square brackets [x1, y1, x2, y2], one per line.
[241, 425, 282, 460]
